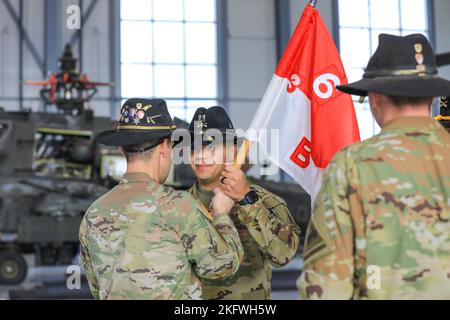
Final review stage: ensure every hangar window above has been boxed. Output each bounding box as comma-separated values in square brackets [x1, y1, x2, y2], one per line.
[0, 122, 9, 139]
[337, 0, 431, 140]
[120, 0, 218, 121]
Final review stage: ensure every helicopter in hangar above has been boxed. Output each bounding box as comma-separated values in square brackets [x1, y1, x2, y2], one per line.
[0, 44, 122, 285]
[0, 45, 310, 290]
[26, 44, 113, 115]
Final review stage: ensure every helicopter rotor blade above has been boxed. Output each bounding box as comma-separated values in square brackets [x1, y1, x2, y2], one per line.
[25, 81, 52, 86]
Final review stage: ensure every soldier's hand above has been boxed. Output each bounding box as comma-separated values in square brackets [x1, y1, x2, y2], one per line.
[211, 188, 235, 216]
[220, 165, 251, 201]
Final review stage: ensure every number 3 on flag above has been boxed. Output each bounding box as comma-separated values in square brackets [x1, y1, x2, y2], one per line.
[290, 137, 312, 169]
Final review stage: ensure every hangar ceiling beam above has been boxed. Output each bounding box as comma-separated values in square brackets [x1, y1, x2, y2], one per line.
[2, 0, 45, 74]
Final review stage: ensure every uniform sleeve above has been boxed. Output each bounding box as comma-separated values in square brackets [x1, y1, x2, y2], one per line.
[298, 148, 364, 300]
[237, 190, 300, 267]
[79, 218, 100, 300]
[170, 195, 244, 281]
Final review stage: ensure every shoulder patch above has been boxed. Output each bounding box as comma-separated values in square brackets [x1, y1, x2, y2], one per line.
[251, 185, 287, 209]
[303, 212, 333, 265]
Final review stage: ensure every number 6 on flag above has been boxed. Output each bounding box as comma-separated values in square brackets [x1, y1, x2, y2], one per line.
[245, 4, 360, 199]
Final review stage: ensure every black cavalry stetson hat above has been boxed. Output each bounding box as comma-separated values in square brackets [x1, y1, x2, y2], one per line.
[96, 98, 176, 147]
[337, 34, 450, 97]
[188, 106, 237, 145]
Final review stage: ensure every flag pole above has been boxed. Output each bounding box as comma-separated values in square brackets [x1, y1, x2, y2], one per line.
[234, 138, 252, 169]
[234, 1, 319, 170]
[234, 0, 317, 169]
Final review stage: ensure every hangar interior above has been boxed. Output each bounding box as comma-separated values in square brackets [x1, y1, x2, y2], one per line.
[1, 0, 448, 180]
[0, 0, 449, 299]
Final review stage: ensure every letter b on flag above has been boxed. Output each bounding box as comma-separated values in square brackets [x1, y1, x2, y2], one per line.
[290, 137, 312, 168]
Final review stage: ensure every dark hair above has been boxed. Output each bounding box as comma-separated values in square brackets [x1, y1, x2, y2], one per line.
[386, 96, 433, 108]
[122, 139, 166, 162]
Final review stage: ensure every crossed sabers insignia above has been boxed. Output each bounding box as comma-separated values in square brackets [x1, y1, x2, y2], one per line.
[132, 102, 162, 124]
[196, 114, 207, 131]
[147, 115, 162, 124]
[440, 97, 448, 109]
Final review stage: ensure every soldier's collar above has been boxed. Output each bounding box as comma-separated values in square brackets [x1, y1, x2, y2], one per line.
[192, 181, 212, 196]
[197, 184, 214, 197]
[120, 172, 156, 184]
[382, 116, 439, 132]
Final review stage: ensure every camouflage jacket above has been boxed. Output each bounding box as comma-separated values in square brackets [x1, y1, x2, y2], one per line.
[298, 117, 450, 300]
[79, 172, 244, 300]
[188, 182, 300, 300]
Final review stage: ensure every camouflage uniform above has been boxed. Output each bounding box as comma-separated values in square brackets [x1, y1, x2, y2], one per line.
[298, 117, 450, 299]
[79, 172, 244, 300]
[188, 182, 300, 299]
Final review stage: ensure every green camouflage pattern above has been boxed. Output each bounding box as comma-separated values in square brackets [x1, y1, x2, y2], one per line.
[79, 172, 244, 300]
[298, 117, 450, 299]
[188, 182, 300, 300]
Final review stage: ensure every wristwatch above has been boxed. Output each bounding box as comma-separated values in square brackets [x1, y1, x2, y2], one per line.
[238, 189, 259, 206]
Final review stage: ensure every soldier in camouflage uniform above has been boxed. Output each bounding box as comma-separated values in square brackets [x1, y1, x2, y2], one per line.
[79, 99, 244, 299]
[298, 34, 450, 299]
[183, 107, 300, 299]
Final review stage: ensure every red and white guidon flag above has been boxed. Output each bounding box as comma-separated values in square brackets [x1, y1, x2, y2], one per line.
[247, 4, 360, 203]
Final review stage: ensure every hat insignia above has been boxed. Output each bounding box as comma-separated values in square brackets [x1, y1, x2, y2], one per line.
[196, 114, 208, 134]
[135, 103, 152, 111]
[441, 97, 448, 109]
[147, 114, 162, 124]
[414, 43, 424, 66]
[414, 43, 423, 53]
[415, 53, 424, 65]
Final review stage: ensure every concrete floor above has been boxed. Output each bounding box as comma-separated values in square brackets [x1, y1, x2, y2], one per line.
[272, 290, 299, 300]
[1, 256, 303, 300]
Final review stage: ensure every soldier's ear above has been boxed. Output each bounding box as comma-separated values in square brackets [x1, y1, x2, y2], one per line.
[369, 92, 383, 109]
[163, 138, 171, 154]
[156, 139, 166, 157]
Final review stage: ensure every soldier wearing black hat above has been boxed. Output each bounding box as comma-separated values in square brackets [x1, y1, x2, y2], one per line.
[185, 106, 300, 300]
[79, 99, 244, 300]
[299, 34, 450, 299]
